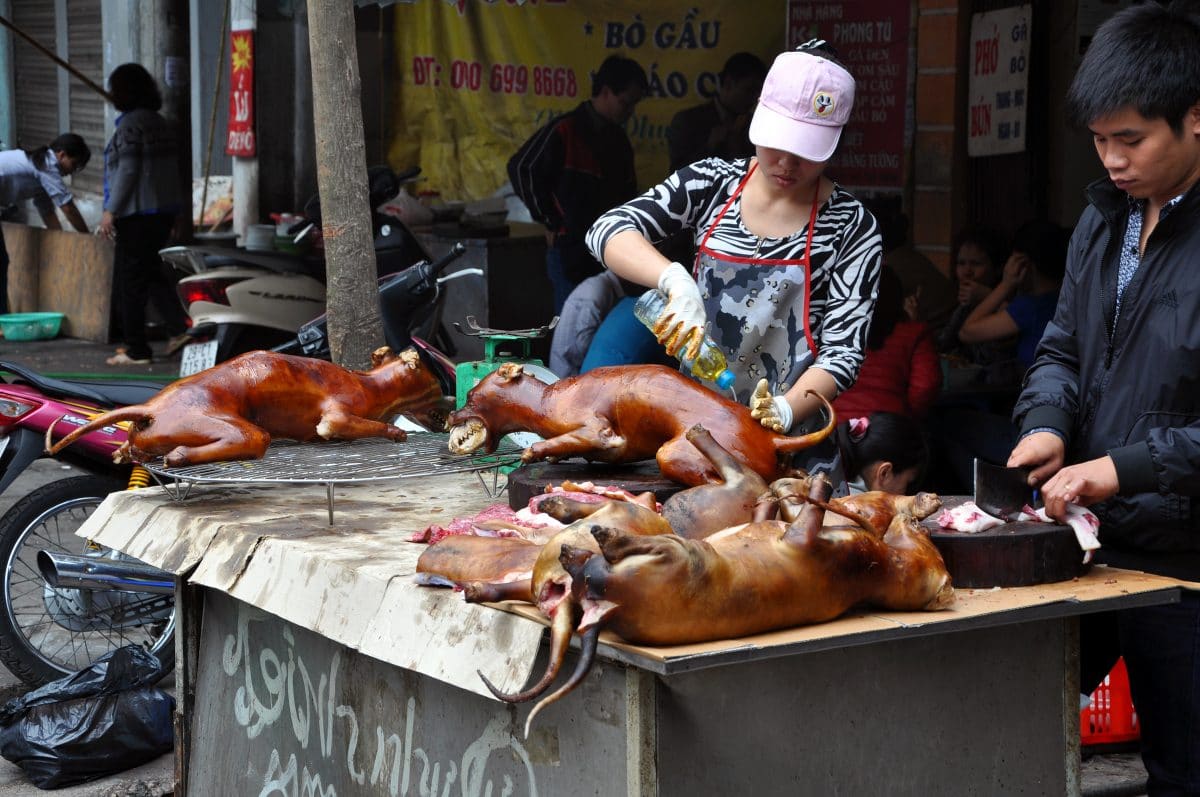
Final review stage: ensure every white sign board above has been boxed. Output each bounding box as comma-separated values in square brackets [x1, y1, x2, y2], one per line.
[968, 5, 1032, 157]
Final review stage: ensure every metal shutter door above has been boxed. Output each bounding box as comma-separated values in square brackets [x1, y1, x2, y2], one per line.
[11, 2, 57, 151]
[66, 0, 104, 195]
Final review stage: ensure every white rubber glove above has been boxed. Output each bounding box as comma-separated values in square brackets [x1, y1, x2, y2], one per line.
[656, 262, 707, 360]
[749, 378, 793, 433]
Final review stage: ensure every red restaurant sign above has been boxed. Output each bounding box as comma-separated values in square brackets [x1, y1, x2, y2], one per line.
[225, 29, 256, 157]
[787, 1, 910, 190]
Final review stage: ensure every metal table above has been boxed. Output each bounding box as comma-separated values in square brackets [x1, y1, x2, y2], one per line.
[72, 472, 1184, 796]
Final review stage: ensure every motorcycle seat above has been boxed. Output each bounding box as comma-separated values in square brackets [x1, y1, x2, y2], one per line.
[0, 361, 164, 408]
[191, 245, 325, 279]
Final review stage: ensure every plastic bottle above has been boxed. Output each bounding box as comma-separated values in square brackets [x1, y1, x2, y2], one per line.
[633, 289, 736, 391]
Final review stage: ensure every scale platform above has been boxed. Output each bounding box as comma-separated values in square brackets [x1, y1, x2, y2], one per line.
[141, 433, 524, 524]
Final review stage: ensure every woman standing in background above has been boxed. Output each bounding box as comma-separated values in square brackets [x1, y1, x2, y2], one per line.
[98, 63, 189, 365]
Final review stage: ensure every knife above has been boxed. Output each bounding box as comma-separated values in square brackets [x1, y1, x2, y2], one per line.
[973, 459, 1041, 521]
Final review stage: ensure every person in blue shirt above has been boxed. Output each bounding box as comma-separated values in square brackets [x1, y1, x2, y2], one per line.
[0, 134, 91, 314]
[957, 219, 1069, 368]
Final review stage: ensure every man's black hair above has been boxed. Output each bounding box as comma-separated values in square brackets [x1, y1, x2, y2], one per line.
[720, 52, 768, 83]
[22, 132, 91, 172]
[1066, 1, 1200, 131]
[591, 55, 648, 98]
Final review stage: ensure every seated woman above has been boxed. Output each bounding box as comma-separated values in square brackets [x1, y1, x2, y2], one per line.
[547, 270, 627, 377]
[936, 225, 1016, 385]
[833, 268, 940, 420]
[926, 222, 1069, 495]
[957, 219, 1069, 370]
[835, 412, 929, 495]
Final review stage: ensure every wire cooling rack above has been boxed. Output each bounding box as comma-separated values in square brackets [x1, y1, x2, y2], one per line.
[142, 434, 524, 524]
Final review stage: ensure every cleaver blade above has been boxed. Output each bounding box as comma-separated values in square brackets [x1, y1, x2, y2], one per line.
[973, 459, 1040, 521]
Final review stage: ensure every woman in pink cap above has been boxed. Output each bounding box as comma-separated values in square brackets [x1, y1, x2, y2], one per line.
[586, 41, 882, 458]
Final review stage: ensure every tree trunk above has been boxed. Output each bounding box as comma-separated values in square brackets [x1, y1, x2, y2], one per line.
[304, 0, 380, 368]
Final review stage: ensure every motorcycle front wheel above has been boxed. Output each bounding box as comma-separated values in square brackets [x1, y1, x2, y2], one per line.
[0, 475, 176, 686]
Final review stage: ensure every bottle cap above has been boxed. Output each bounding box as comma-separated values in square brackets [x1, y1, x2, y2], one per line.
[715, 369, 736, 390]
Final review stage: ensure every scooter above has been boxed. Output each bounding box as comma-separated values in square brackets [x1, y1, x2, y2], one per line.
[0, 362, 175, 686]
[162, 166, 432, 373]
[274, 241, 471, 399]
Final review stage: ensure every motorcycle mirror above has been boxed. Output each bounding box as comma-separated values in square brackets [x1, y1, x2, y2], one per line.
[394, 165, 422, 184]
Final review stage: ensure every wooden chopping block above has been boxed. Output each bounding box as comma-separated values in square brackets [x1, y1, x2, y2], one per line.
[507, 461, 684, 511]
[921, 496, 1091, 588]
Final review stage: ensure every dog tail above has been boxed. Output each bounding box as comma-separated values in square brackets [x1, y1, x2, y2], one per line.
[773, 391, 837, 454]
[45, 406, 146, 456]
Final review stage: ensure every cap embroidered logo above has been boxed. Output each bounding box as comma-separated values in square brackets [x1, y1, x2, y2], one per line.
[813, 92, 835, 117]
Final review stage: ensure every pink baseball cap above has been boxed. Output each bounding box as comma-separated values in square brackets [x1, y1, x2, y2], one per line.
[748, 48, 856, 162]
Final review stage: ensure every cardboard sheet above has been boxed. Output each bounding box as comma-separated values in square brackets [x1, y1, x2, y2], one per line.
[75, 471, 544, 700]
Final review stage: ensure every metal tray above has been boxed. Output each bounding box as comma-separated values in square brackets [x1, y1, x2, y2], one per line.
[142, 434, 523, 523]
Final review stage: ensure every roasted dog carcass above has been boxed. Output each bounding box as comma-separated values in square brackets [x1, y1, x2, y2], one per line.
[447, 363, 836, 487]
[46, 347, 444, 467]
[421, 424, 953, 736]
[504, 473, 953, 734]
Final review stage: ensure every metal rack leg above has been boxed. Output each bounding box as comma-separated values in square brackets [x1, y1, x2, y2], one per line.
[473, 467, 508, 499]
[147, 469, 194, 502]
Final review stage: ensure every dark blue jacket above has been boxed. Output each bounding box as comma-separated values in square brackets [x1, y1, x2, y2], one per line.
[1014, 177, 1200, 576]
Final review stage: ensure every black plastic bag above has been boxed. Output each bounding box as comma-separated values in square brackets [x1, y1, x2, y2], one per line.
[0, 646, 174, 789]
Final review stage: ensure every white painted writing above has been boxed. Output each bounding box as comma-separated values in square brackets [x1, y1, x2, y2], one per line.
[221, 606, 538, 796]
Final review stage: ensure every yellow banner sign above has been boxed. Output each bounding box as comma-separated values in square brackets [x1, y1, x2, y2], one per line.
[388, 0, 785, 201]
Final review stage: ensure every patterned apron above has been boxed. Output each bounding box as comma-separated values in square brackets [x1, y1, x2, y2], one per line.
[693, 161, 846, 492]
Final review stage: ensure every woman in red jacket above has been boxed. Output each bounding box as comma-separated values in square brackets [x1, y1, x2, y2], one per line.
[833, 267, 940, 420]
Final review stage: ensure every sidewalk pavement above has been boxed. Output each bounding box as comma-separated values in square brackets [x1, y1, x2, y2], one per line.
[0, 335, 182, 380]
[0, 335, 1155, 795]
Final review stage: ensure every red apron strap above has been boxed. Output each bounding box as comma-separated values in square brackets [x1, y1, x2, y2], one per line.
[800, 181, 820, 356]
[694, 162, 756, 276]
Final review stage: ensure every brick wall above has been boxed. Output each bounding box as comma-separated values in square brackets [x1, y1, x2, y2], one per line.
[912, 0, 965, 278]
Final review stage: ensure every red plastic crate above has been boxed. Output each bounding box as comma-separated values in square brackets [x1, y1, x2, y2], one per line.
[1081, 657, 1140, 746]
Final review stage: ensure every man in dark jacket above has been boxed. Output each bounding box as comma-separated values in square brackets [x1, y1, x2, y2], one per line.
[666, 51, 766, 172]
[507, 55, 647, 314]
[1006, 3, 1200, 792]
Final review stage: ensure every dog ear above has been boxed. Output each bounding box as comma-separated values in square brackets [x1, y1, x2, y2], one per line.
[496, 363, 525, 381]
[371, 346, 396, 368]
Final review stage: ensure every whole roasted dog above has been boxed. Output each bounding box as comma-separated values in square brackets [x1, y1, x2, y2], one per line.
[447, 363, 836, 486]
[46, 347, 444, 467]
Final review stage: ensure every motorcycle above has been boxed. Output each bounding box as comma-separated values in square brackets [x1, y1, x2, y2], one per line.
[0, 363, 175, 686]
[163, 165, 433, 372]
[275, 241, 471, 400]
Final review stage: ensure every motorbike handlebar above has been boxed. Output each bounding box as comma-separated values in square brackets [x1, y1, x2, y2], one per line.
[420, 242, 468, 283]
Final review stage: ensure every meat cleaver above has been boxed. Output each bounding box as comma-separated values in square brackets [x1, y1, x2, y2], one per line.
[973, 459, 1041, 521]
